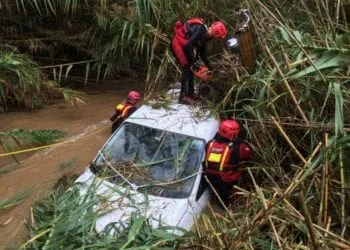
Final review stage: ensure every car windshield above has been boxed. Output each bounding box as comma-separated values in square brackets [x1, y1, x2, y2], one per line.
[90, 122, 205, 198]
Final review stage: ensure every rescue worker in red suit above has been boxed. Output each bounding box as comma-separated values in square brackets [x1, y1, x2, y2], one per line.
[205, 119, 252, 206]
[171, 18, 227, 104]
[110, 91, 141, 134]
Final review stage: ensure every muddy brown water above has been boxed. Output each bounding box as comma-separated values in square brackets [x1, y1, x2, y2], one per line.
[0, 79, 145, 249]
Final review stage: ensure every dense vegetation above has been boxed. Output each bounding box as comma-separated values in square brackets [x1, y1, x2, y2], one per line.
[1, 0, 349, 249]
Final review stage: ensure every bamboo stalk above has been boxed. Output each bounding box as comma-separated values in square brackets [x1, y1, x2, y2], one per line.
[248, 140, 322, 230]
[284, 141, 322, 195]
[237, 142, 322, 246]
[340, 149, 345, 237]
[207, 218, 224, 248]
[283, 198, 303, 219]
[318, 133, 329, 226]
[291, 245, 309, 250]
[258, 140, 321, 217]
[247, 168, 282, 248]
[282, 49, 291, 71]
[0, 217, 13, 226]
[266, 47, 310, 125]
[323, 133, 329, 227]
[328, 240, 350, 249]
[144, 10, 161, 99]
[320, 0, 334, 29]
[336, 0, 341, 27]
[271, 116, 307, 163]
[256, 0, 329, 86]
[325, 216, 331, 238]
[314, 0, 326, 28]
[204, 175, 238, 229]
[300, 0, 323, 40]
[283, 200, 350, 246]
[37, 59, 97, 69]
[31, 206, 35, 226]
[299, 191, 319, 250]
[221, 81, 238, 110]
[232, 117, 350, 132]
[21, 228, 51, 248]
[313, 223, 350, 246]
[341, 2, 348, 30]
[193, 217, 201, 239]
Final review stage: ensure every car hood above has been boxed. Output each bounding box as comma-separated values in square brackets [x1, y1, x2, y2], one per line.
[75, 169, 190, 234]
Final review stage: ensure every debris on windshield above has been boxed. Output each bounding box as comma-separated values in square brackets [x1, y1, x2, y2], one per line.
[90, 122, 206, 198]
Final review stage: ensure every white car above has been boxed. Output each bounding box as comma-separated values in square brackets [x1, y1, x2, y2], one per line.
[75, 101, 218, 234]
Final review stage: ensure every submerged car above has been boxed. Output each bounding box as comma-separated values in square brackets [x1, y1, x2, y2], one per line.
[75, 101, 218, 234]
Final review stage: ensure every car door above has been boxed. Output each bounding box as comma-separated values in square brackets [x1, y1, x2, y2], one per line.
[177, 172, 210, 230]
[191, 172, 210, 213]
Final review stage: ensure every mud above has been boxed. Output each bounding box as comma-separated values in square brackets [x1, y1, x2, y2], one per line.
[0, 79, 145, 249]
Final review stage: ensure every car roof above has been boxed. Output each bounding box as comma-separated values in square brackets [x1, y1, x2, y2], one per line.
[126, 102, 219, 142]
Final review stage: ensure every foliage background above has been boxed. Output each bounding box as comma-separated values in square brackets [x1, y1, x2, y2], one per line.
[0, 0, 349, 249]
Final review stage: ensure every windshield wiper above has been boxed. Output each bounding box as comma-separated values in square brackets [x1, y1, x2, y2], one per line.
[98, 150, 138, 191]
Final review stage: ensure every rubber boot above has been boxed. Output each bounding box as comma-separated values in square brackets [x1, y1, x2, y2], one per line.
[179, 65, 194, 105]
[179, 81, 193, 104]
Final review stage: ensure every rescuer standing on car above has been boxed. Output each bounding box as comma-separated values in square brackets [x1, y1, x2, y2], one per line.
[171, 18, 227, 104]
[204, 119, 252, 206]
[110, 91, 141, 134]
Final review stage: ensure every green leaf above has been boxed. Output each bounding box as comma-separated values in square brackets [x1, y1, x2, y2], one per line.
[277, 26, 291, 44]
[288, 51, 342, 79]
[0, 189, 32, 210]
[292, 30, 303, 44]
[58, 65, 63, 83]
[85, 62, 90, 86]
[121, 215, 146, 249]
[334, 83, 344, 135]
[65, 64, 73, 79]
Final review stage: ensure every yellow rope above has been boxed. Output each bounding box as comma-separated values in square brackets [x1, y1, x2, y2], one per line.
[0, 122, 111, 158]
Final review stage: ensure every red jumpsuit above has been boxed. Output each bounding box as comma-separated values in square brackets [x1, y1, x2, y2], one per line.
[171, 18, 211, 101]
[204, 134, 252, 206]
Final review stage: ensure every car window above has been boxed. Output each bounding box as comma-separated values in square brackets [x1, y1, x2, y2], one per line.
[91, 122, 205, 199]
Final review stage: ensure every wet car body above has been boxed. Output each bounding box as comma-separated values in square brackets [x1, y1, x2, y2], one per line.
[75, 102, 218, 234]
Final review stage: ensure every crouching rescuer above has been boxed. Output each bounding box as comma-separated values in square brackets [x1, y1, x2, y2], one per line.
[204, 119, 252, 207]
[171, 18, 227, 104]
[110, 91, 141, 134]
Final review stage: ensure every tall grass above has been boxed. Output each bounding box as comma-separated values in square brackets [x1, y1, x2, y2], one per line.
[142, 0, 350, 248]
[24, 177, 191, 249]
[0, 51, 42, 108]
[1, 0, 349, 248]
[0, 129, 64, 160]
[0, 0, 92, 108]
[176, 0, 349, 248]
[0, 189, 31, 211]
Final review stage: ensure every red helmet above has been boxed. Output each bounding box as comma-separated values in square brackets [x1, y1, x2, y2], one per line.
[210, 21, 227, 39]
[127, 91, 141, 104]
[218, 119, 240, 140]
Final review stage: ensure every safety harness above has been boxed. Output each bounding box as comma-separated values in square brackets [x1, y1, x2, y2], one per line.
[115, 102, 134, 118]
[205, 141, 240, 171]
[205, 140, 243, 182]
